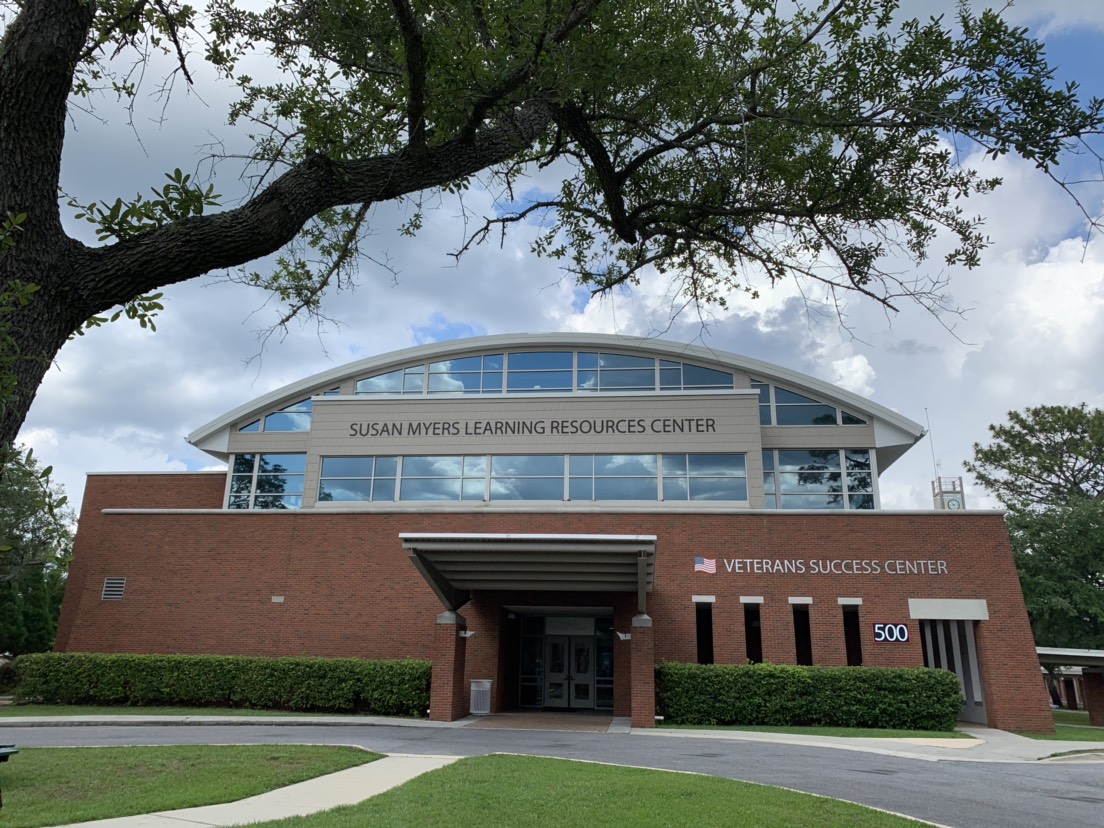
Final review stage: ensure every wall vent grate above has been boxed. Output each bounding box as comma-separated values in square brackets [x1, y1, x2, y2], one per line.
[101, 577, 126, 600]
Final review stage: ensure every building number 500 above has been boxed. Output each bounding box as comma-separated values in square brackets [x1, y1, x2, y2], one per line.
[872, 623, 910, 643]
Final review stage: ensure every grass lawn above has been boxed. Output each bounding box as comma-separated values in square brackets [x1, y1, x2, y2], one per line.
[0, 745, 378, 828]
[661, 723, 972, 738]
[246, 754, 921, 828]
[1052, 709, 1091, 727]
[0, 704, 342, 717]
[1020, 710, 1104, 741]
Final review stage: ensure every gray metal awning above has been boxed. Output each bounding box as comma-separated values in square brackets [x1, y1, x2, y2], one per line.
[401, 532, 656, 613]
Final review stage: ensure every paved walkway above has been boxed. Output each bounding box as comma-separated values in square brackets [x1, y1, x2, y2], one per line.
[4, 714, 1103, 827]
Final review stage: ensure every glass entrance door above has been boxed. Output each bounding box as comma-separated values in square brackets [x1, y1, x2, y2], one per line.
[545, 635, 595, 710]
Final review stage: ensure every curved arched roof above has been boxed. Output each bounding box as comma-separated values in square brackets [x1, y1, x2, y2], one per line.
[187, 332, 924, 468]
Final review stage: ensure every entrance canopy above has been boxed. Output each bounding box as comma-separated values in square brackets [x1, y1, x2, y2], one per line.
[401, 533, 656, 613]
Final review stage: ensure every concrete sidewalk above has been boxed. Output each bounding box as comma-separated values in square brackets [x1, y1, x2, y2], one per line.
[46, 753, 459, 828]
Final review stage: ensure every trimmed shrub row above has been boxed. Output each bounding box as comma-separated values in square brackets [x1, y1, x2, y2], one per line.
[14, 652, 431, 717]
[656, 662, 963, 731]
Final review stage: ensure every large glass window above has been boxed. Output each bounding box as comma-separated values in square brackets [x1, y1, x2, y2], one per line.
[238, 389, 338, 432]
[761, 449, 874, 509]
[228, 453, 306, 509]
[751, 379, 868, 427]
[317, 452, 747, 503]
[355, 351, 735, 396]
[318, 456, 397, 502]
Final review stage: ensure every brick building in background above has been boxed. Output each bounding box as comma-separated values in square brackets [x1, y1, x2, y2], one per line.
[55, 333, 1053, 732]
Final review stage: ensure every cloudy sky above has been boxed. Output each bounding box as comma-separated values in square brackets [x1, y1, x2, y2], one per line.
[16, 1, 1104, 516]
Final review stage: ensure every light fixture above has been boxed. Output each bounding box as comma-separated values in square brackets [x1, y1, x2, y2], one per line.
[458, 630, 476, 639]
[615, 631, 632, 641]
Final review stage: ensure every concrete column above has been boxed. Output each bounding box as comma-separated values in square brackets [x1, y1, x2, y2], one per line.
[1083, 670, 1104, 728]
[429, 611, 468, 723]
[630, 613, 655, 729]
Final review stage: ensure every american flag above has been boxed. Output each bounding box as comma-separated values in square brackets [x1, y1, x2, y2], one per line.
[694, 556, 717, 574]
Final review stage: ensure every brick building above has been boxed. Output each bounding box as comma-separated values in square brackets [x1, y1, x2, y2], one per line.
[55, 333, 1053, 731]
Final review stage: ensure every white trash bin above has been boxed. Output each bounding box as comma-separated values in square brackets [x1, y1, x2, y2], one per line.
[470, 679, 492, 716]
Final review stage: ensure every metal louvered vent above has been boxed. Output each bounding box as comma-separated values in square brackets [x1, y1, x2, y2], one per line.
[101, 577, 126, 600]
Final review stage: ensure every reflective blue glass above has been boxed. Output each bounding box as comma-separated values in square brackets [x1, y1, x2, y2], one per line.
[230, 475, 252, 494]
[659, 367, 682, 389]
[842, 411, 867, 425]
[507, 371, 573, 391]
[491, 455, 564, 476]
[569, 455, 593, 475]
[777, 451, 840, 472]
[600, 369, 655, 389]
[778, 471, 840, 494]
[428, 373, 482, 393]
[483, 354, 504, 370]
[682, 365, 733, 387]
[774, 387, 820, 405]
[402, 456, 463, 476]
[845, 450, 871, 471]
[662, 478, 689, 500]
[463, 456, 487, 475]
[259, 454, 307, 473]
[599, 353, 653, 369]
[372, 478, 396, 501]
[429, 357, 482, 372]
[233, 454, 256, 474]
[577, 370, 599, 391]
[253, 494, 303, 510]
[402, 370, 425, 393]
[594, 477, 657, 500]
[490, 477, 564, 500]
[688, 454, 746, 476]
[374, 456, 398, 477]
[594, 455, 657, 476]
[569, 478, 593, 501]
[849, 493, 875, 509]
[482, 372, 503, 392]
[577, 352, 600, 369]
[255, 473, 304, 495]
[238, 420, 260, 432]
[263, 412, 312, 432]
[321, 457, 373, 477]
[690, 478, 748, 500]
[462, 479, 486, 500]
[319, 479, 373, 501]
[356, 370, 404, 394]
[661, 454, 687, 475]
[399, 478, 462, 500]
[508, 351, 573, 370]
[775, 404, 838, 426]
[227, 495, 250, 509]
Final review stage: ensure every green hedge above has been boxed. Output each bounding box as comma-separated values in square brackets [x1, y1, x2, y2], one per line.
[656, 662, 963, 731]
[13, 653, 431, 716]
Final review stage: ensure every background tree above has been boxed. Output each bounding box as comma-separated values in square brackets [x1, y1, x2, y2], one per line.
[0, 447, 73, 654]
[965, 404, 1104, 510]
[1007, 498, 1104, 650]
[2, 0, 1104, 454]
[969, 405, 1104, 650]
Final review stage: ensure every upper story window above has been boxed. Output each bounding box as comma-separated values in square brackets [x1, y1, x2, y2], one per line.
[355, 351, 734, 396]
[752, 380, 867, 427]
[762, 449, 873, 510]
[317, 453, 747, 504]
[228, 453, 307, 509]
[237, 390, 339, 433]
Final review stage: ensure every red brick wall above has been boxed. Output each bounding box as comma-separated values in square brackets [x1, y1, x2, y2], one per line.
[57, 473, 1051, 731]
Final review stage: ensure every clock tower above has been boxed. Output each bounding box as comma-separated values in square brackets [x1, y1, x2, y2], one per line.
[932, 476, 966, 510]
